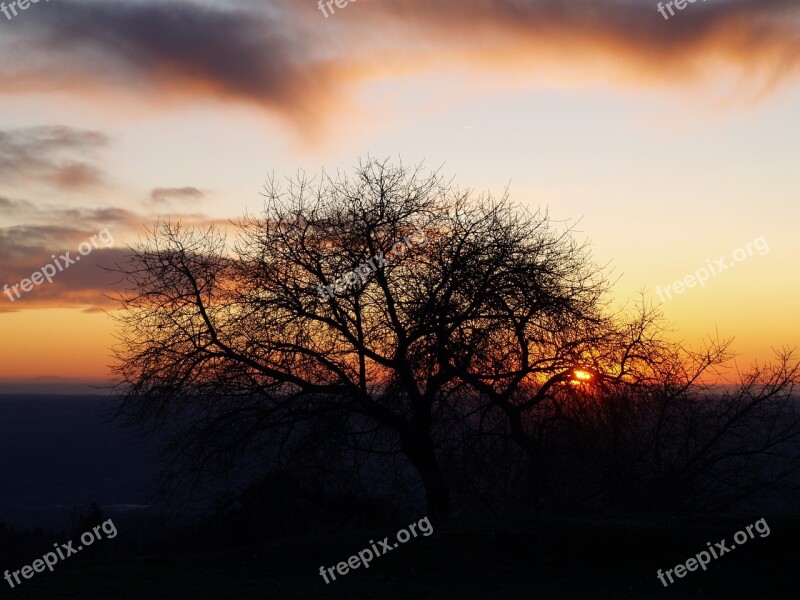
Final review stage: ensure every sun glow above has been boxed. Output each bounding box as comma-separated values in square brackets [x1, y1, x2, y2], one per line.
[569, 369, 595, 386]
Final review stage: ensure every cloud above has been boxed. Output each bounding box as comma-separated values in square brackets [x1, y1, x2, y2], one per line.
[355, 0, 800, 95]
[50, 163, 105, 189]
[1, 1, 344, 136]
[0, 246, 129, 313]
[0, 198, 139, 249]
[150, 187, 204, 204]
[0, 126, 108, 189]
[0, 196, 34, 211]
[0, 205, 135, 270]
[0, 197, 217, 311]
[0, 1, 797, 134]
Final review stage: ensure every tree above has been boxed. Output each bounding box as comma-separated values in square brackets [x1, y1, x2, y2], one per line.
[110, 158, 800, 523]
[503, 309, 800, 513]
[110, 158, 611, 523]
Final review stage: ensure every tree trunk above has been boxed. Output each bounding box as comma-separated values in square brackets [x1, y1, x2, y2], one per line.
[400, 427, 451, 526]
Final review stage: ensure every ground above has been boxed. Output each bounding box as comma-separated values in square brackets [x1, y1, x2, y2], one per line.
[7, 514, 799, 599]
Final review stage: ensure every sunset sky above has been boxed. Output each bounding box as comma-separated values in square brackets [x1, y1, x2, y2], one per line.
[0, 0, 798, 383]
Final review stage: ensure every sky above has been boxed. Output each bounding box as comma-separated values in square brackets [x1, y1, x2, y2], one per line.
[0, 0, 798, 383]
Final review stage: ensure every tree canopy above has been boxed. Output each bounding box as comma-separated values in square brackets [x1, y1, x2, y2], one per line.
[111, 159, 800, 524]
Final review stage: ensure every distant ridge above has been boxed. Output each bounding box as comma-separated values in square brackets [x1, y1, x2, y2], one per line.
[0, 376, 110, 395]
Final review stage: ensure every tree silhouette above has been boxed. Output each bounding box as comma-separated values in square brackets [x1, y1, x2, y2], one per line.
[110, 158, 800, 523]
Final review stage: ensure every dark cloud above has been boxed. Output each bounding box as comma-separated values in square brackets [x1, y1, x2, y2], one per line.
[0, 203, 127, 311]
[0, 126, 108, 189]
[373, 0, 800, 77]
[0, 194, 219, 311]
[1, 1, 797, 136]
[0, 246, 130, 313]
[0, 221, 122, 262]
[0, 199, 139, 252]
[3, 1, 341, 134]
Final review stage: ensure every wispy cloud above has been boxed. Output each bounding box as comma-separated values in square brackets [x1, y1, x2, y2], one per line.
[0, 126, 108, 189]
[0, 1, 345, 136]
[0, 1, 796, 135]
[149, 187, 204, 205]
[408, 0, 799, 76]
[0, 194, 217, 312]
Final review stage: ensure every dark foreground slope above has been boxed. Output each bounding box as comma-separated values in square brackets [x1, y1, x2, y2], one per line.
[6, 515, 800, 600]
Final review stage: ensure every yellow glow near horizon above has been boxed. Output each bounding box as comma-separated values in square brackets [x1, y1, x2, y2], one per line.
[0, 309, 115, 380]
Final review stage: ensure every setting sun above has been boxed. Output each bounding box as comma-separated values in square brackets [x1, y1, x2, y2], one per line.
[573, 369, 593, 381]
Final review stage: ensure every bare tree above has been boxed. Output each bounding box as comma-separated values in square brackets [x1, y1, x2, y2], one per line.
[110, 158, 610, 523]
[110, 158, 800, 524]
[506, 307, 800, 513]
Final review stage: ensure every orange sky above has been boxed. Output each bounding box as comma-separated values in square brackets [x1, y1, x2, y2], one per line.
[0, 0, 798, 382]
